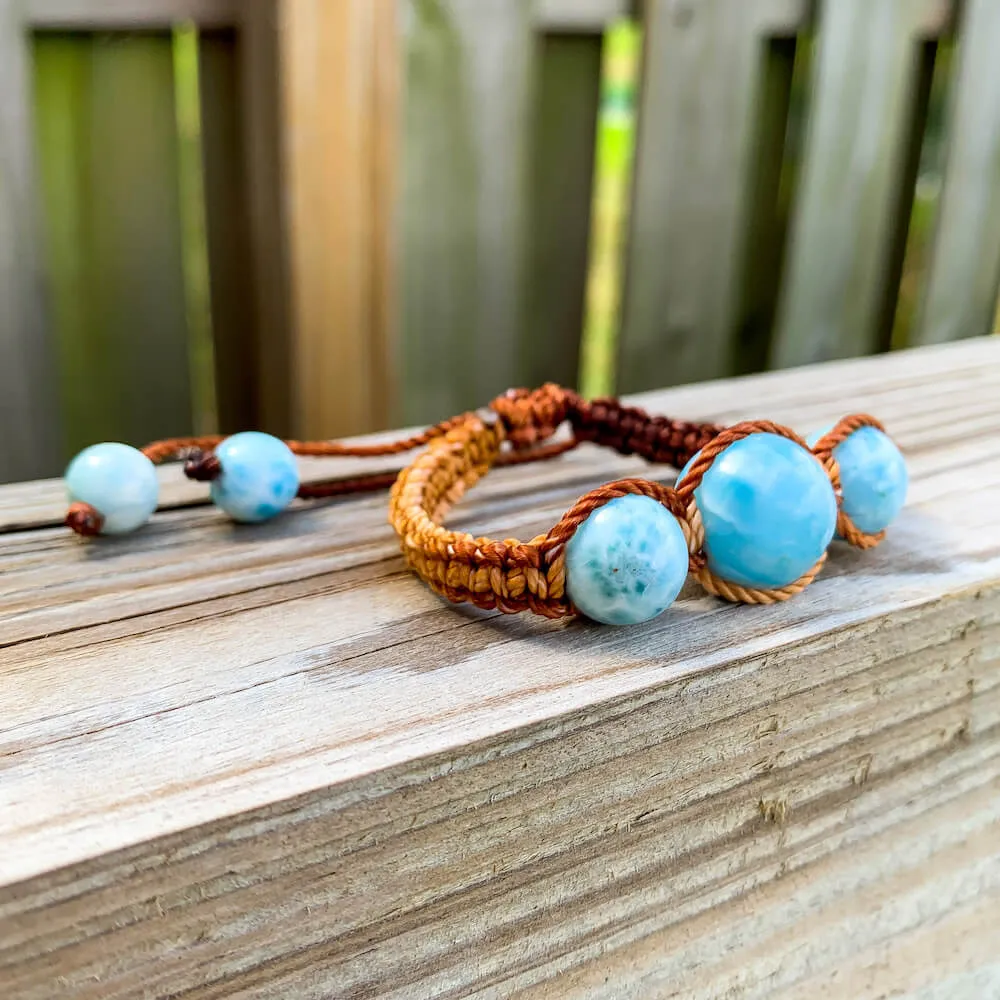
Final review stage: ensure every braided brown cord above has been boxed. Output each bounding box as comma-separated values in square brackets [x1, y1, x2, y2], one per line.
[571, 395, 726, 469]
[298, 438, 581, 501]
[389, 388, 896, 615]
[139, 415, 472, 468]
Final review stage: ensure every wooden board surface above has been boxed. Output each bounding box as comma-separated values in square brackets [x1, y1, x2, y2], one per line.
[1, 338, 999, 998]
[522, 31, 603, 391]
[912, 0, 1000, 346]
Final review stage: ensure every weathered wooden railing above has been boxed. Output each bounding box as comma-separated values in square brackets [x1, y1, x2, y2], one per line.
[2, 0, 1000, 484]
[2, 337, 998, 996]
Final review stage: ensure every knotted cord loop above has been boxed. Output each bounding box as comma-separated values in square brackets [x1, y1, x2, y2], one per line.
[490, 383, 577, 449]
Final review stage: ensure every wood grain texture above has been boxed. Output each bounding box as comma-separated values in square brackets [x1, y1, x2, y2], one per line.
[769, 0, 947, 368]
[0, 0, 61, 483]
[912, 0, 1000, 345]
[238, 0, 294, 437]
[277, 0, 398, 439]
[617, 0, 808, 394]
[198, 27, 259, 434]
[1, 338, 999, 997]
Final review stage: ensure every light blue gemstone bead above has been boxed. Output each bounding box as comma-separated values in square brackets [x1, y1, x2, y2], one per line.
[565, 494, 689, 625]
[65, 442, 159, 534]
[209, 431, 300, 523]
[677, 432, 837, 590]
[806, 425, 908, 535]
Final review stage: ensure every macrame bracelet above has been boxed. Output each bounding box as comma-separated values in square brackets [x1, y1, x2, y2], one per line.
[386, 385, 908, 622]
[61, 384, 907, 624]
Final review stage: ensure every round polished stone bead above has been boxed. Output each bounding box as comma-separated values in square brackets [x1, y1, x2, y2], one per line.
[807, 424, 908, 534]
[565, 493, 689, 625]
[65, 442, 159, 534]
[677, 432, 837, 590]
[209, 431, 300, 523]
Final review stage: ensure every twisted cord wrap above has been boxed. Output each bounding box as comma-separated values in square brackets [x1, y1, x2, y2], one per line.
[139, 415, 472, 474]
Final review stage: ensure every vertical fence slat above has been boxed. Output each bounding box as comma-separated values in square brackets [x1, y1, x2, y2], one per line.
[912, 0, 1000, 345]
[33, 31, 193, 457]
[522, 32, 603, 391]
[617, 0, 807, 395]
[769, 0, 946, 368]
[278, 0, 397, 439]
[199, 27, 258, 433]
[239, 0, 292, 437]
[0, 2, 61, 483]
[401, 0, 535, 425]
[732, 35, 797, 376]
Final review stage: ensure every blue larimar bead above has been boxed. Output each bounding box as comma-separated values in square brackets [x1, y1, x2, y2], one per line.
[65, 442, 159, 534]
[677, 433, 837, 590]
[807, 425, 908, 535]
[565, 494, 689, 625]
[209, 431, 300, 523]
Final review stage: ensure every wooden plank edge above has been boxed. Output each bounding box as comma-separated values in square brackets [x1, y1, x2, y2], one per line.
[1, 588, 997, 996]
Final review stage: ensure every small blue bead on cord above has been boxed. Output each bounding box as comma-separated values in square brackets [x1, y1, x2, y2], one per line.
[806, 424, 908, 536]
[677, 432, 838, 590]
[209, 431, 300, 523]
[65, 442, 159, 535]
[565, 493, 689, 625]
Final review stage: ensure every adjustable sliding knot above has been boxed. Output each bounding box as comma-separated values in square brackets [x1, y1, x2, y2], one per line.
[570, 396, 725, 470]
[489, 383, 577, 448]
